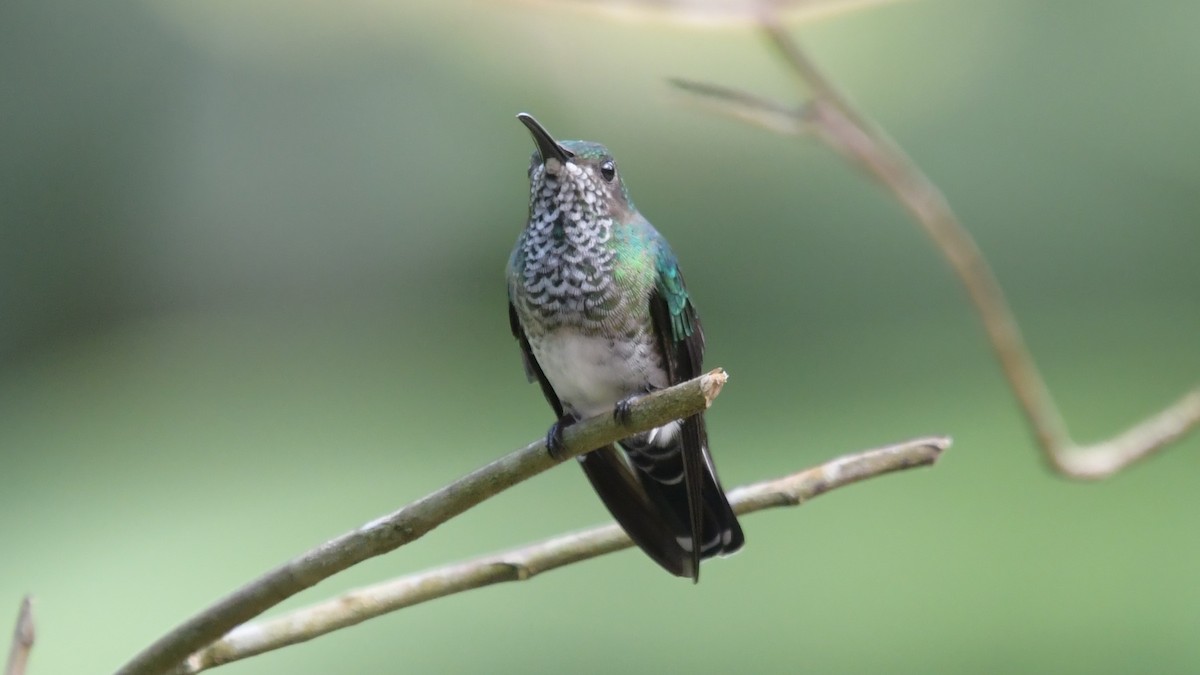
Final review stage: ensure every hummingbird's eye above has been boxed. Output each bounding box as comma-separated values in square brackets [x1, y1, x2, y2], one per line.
[600, 159, 616, 182]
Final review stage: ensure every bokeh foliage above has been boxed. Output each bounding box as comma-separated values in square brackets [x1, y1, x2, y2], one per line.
[1, 1, 1198, 673]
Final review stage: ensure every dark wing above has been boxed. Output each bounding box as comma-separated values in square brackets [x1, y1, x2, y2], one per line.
[508, 299, 696, 578]
[644, 246, 744, 580]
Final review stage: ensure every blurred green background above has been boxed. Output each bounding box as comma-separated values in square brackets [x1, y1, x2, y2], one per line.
[2, 0, 1198, 673]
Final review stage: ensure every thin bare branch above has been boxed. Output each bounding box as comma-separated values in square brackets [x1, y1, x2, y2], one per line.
[4, 596, 34, 675]
[115, 369, 729, 675]
[668, 78, 808, 135]
[675, 18, 1200, 479]
[176, 436, 951, 673]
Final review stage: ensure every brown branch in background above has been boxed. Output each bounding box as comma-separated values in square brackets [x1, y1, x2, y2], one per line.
[115, 370, 728, 675]
[4, 596, 34, 675]
[174, 436, 951, 674]
[520, 0, 907, 27]
[671, 17, 1200, 479]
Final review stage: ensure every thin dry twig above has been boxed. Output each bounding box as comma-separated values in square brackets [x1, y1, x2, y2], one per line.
[4, 596, 34, 675]
[667, 78, 808, 135]
[672, 18, 1200, 480]
[115, 370, 728, 675]
[175, 436, 951, 673]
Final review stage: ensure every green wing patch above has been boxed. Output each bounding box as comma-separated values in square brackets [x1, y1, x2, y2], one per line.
[654, 248, 695, 342]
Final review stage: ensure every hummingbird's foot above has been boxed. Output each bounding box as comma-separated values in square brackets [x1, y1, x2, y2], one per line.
[613, 395, 642, 425]
[545, 415, 576, 460]
[614, 385, 657, 425]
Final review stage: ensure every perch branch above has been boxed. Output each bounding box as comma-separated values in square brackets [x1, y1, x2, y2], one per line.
[114, 369, 728, 675]
[175, 436, 951, 673]
[4, 596, 34, 675]
[671, 18, 1200, 479]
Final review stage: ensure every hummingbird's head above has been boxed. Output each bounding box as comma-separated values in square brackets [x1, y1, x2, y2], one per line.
[517, 113, 636, 226]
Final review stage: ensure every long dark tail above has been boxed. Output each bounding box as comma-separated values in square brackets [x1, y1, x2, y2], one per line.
[578, 414, 744, 581]
[578, 444, 697, 578]
[625, 414, 744, 562]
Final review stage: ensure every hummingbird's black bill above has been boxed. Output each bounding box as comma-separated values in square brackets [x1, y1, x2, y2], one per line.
[517, 113, 574, 164]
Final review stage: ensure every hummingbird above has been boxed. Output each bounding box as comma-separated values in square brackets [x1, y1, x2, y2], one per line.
[506, 113, 744, 580]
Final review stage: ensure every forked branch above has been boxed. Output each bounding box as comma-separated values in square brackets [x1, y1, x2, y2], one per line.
[671, 17, 1200, 479]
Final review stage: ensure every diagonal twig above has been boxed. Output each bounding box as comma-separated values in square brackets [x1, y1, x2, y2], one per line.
[175, 436, 951, 673]
[671, 17, 1200, 480]
[667, 78, 808, 135]
[114, 369, 729, 675]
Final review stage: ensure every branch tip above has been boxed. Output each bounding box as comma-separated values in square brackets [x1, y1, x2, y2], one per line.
[12, 597, 33, 650]
[5, 595, 35, 675]
[701, 368, 728, 407]
[928, 435, 952, 456]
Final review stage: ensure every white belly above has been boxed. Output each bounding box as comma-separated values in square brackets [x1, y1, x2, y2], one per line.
[531, 329, 665, 418]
